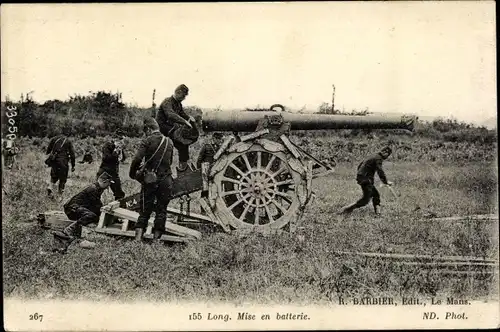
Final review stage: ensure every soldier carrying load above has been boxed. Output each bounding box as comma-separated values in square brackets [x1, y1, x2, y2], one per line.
[156, 84, 198, 173]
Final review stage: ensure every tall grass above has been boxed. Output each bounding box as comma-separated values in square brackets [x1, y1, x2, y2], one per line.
[2, 139, 498, 303]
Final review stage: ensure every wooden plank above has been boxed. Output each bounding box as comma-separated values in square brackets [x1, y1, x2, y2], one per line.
[395, 261, 498, 267]
[94, 227, 191, 243]
[430, 214, 498, 222]
[240, 129, 269, 142]
[214, 136, 234, 160]
[108, 208, 202, 239]
[120, 219, 129, 232]
[335, 251, 498, 264]
[199, 197, 230, 233]
[280, 135, 300, 159]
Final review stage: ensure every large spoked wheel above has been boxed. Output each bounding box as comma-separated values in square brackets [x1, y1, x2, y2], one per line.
[210, 139, 309, 233]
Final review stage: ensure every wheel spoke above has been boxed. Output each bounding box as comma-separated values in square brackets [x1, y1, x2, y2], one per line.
[270, 196, 288, 214]
[264, 203, 275, 223]
[222, 190, 241, 197]
[229, 163, 245, 177]
[257, 151, 262, 169]
[242, 154, 252, 172]
[229, 193, 250, 210]
[265, 155, 277, 171]
[272, 165, 287, 177]
[273, 179, 295, 187]
[222, 176, 241, 185]
[239, 198, 254, 221]
[273, 191, 293, 204]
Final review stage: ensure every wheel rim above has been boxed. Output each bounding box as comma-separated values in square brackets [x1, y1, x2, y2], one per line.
[212, 141, 305, 231]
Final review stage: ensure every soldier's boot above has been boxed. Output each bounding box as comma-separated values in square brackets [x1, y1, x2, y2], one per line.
[338, 203, 356, 215]
[177, 162, 188, 173]
[153, 230, 163, 243]
[134, 228, 144, 241]
[53, 221, 78, 240]
[52, 221, 78, 253]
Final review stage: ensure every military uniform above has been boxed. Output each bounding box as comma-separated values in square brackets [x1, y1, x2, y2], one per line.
[156, 85, 194, 168]
[129, 130, 174, 237]
[2, 138, 18, 169]
[46, 135, 76, 195]
[97, 140, 126, 199]
[196, 137, 222, 169]
[52, 172, 114, 252]
[340, 150, 391, 214]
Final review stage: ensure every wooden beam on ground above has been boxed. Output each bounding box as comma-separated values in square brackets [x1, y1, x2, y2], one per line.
[334, 251, 498, 264]
[106, 208, 202, 239]
[429, 214, 498, 222]
[93, 227, 190, 243]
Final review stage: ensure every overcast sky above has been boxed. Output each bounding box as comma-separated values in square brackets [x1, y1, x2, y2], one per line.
[1, 2, 496, 126]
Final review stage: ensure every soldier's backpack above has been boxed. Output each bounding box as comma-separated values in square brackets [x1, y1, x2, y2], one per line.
[45, 137, 66, 167]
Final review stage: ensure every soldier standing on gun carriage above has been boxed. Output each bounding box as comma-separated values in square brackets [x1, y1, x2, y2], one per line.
[338, 146, 394, 216]
[45, 128, 76, 200]
[156, 84, 197, 173]
[97, 129, 126, 200]
[129, 118, 174, 242]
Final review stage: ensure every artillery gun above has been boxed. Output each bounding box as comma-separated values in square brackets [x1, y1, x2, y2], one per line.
[96, 105, 416, 241]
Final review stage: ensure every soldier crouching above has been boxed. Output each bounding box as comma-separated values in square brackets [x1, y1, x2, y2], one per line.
[129, 117, 174, 242]
[52, 171, 114, 253]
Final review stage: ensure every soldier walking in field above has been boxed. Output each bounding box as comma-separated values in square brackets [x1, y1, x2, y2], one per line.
[338, 146, 393, 215]
[45, 129, 76, 200]
[52, 171, 115, 253]
[156, 84, 197, 173]
[97, 130, 126, 200]
[129, 118, 174, 242]
[2, 136, 18, 170]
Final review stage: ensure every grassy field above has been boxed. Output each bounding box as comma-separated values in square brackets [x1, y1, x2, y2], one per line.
[2, 137, 498, 305]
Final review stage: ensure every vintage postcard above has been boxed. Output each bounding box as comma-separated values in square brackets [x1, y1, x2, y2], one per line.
[2, 2, 498, 330]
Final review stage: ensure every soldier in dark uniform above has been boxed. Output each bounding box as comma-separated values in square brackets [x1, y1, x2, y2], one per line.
[79, 145, 94, 164]
[129, 118, 174, 242]
[46, 129, 76, 200]
[197, 132, 224, 198]
[52, 171, 114, 252]
[97, 130, 126, 200]
[2, 137, 18, 170]
[156, 84, 196, 173]
[338, 146, 393, 215]
[196, 132, 224, 169]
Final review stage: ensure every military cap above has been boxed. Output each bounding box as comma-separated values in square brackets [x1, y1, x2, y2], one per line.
[98, 171, 115, 183]
[175, 84, 189, 95]
[143, 116, 159, 128]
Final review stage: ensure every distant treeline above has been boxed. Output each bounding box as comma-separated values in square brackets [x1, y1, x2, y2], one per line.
[1, 91, 497, 146]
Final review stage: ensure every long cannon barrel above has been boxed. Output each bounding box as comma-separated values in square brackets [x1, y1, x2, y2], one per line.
[201, 110, 417, 132]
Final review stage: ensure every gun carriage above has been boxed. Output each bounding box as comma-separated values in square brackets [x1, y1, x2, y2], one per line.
[94, 105, 416, 241]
